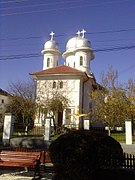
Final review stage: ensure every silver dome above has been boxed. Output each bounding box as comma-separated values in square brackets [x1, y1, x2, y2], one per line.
[44, 40, 59, 50]
[66, 36, 91, 51]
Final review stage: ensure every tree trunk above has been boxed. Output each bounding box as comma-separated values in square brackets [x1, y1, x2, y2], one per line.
[52, 116, 57, 133]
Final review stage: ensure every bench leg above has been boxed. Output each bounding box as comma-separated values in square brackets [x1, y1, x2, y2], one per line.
[32, 160, 42, 180]
[24, 167, 28, 172]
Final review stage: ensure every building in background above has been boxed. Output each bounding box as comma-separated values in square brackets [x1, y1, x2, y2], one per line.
[0, 88, 9, 126]
[31, 30, 99, 128]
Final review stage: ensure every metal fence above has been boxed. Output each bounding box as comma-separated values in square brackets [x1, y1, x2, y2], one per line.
[89, 126, 135, 144]
[1, 123, 135, 144]
[123, 153, 135, 169]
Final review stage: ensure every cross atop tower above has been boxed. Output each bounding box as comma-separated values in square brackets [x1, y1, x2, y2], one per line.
[76, 30, 81, 37]
[81, 29, 86, 38]
[50, 31, 55, 40]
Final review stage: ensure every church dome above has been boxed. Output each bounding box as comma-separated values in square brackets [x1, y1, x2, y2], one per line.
[66, 36, 91, 51]
[62, 30, 94, 60]
[44, 40, 59, 50]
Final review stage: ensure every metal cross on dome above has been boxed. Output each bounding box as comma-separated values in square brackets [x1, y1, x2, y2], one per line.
[50, 31, 55, 40]
[81, 29, 86, 38]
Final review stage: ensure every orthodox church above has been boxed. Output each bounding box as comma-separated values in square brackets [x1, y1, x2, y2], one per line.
[31, 30, 99, 129]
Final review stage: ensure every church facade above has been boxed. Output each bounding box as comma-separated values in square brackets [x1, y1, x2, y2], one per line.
[31, 30, 98, 129]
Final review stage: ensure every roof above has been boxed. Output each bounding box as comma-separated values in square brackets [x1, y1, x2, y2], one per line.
[30, 65, 87, 76]
[0, 88, 9, 96]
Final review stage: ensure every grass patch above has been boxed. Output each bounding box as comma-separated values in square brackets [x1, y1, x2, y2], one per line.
[111, 133, 125, 143]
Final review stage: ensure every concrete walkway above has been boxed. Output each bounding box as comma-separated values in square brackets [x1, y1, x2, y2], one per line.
[0, 168, 54, 180]
[121, 144, 135, 155]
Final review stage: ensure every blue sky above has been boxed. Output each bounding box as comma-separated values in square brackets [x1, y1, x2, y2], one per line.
[0, 0, 135, 90]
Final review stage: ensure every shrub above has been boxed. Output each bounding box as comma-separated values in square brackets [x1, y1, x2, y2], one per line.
[49, 130, 123, 180]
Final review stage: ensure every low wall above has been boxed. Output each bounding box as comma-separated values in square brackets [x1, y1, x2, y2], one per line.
[9, 137, 51, 150]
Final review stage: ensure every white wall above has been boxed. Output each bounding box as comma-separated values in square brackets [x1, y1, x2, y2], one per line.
[0, 94, 9, 124]
[35, 75, 81, 126]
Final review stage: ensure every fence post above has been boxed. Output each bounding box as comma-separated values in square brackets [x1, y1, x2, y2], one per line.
[84, 119, 90, 130]
[125, 120, 132, 145]
[2, 113, 14, 146]
[44, 117, 51, 141]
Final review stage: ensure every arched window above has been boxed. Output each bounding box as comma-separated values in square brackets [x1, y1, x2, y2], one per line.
[80, 56, 83, 65]
[53, 81, 56, 88]
[47, 58, 50, 67]
[60, 81, 63, 89]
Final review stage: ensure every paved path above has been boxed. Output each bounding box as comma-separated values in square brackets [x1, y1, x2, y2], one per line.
[0, 167, 54, 180]
[121, 144, 135, 155]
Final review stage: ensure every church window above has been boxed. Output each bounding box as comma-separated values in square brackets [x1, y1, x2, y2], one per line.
[60, 81, 63, 89]
[74, 62, 75, 67]
[53, 81, 56, 88]
[47, 58, 50, 67]
[80, 56, 83, 65]
[1, 99, 4, 104]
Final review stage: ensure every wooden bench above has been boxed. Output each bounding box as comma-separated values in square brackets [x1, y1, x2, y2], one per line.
[0, 150, 42, 179]
[14, 147, 52, 164]
[8, 147, 55, 174]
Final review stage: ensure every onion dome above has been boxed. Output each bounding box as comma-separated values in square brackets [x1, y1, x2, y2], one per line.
[44, 40, 59, 50]
[63, 29, 94, 59]
[41, 32, 61, 55]
[66, 36, 91, 51]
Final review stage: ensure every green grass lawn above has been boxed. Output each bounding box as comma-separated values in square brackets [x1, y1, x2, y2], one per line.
[111, 132, 135, 144]
[111, 133, 126, 143]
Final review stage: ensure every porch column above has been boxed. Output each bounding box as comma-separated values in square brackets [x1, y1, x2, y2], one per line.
[63, 109, 66, 125]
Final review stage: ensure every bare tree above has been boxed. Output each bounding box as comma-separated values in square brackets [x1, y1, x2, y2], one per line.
[35, 80, 70, 132]
[7, 78, 37, 134]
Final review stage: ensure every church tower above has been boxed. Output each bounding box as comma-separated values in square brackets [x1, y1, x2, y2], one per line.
[62, 29, 94, 74]
[41, 32, 61, 70]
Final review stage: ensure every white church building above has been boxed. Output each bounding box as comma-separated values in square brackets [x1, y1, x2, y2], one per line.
[31, 30, 100, 129]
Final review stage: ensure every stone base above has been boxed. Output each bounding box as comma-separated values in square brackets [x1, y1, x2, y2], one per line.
[2, 139, 10, 146]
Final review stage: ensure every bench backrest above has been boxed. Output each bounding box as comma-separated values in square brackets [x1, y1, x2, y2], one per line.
[0, 150, 41, 161]
[0, 149, 51, 164]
